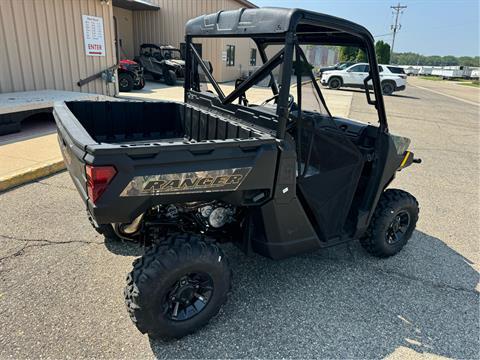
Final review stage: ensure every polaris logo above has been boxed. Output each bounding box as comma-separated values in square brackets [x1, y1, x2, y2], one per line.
[120, 167, 252, 196]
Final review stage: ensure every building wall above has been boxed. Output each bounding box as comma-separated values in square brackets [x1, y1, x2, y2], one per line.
[0, 0, 117, 95]
[131, 0, 255, 82]
[113, 6, 134, 60]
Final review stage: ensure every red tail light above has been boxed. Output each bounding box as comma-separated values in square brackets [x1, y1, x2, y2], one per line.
[85, 165, 117, 204]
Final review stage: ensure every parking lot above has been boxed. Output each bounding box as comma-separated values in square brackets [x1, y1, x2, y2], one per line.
[0, 78, 478, 359]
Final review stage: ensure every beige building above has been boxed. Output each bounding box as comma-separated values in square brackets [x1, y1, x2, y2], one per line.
[0, 0, 257, 96]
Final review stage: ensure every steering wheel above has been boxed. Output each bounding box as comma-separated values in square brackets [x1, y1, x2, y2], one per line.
[260, 94, 295, 109]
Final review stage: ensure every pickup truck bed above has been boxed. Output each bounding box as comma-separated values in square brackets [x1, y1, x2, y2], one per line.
[54, 100, 277, 225]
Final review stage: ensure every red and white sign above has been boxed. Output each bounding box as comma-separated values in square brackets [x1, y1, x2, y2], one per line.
[82, 15, 105, 57]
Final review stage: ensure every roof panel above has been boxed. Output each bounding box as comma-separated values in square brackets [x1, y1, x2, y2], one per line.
[185, 7, 374, 47]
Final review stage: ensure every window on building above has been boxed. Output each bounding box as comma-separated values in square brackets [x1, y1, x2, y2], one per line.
[250, 48, 257, 66]
[226, 45, 235, 67]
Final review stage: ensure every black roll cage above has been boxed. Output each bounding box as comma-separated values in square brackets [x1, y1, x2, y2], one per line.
[184, 8, 389, 139]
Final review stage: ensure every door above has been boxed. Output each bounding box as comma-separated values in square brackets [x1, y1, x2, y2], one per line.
[346, 64, 369, 85]
[296, 116, 364, 242]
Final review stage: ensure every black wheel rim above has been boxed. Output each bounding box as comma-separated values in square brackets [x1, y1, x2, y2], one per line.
[163, 272, 213, 321]
[383, 84, 393, 94]
[386, 210, 410, 244]
[331, 79, 339, 88]
[120, 78, 129, 89]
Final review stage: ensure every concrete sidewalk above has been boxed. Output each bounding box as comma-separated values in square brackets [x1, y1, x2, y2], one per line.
[0, 134, 64, 192]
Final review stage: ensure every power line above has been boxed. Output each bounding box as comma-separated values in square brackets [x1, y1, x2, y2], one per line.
[390, 3, 407, 58]
[374, 32, 394, 38]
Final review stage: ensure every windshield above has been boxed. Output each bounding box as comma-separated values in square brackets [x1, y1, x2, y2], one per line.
[162, 49, 182, 60]
[338, 63, 350, 70]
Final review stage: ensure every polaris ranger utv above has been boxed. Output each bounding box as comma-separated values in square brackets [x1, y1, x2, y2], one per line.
[134, 44, 185, 85]
[54, 7, 420, 339]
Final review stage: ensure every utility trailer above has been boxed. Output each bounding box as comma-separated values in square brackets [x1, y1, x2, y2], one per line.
[431, 66, 467, 79]
[55, 7, 421, 339]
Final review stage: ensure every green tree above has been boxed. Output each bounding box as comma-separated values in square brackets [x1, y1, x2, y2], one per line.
[390, 52, 479, 66]
[375, 41, 391, 64]
[339, 46, 359, 62]
[355, 49, 367, 62]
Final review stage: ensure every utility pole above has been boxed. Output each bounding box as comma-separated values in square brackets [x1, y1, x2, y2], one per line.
[390, 2, 407, 59]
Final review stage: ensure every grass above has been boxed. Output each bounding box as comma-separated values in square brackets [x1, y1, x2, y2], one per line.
[418, 76, 480, 88]
[458, 81, 480, 88]
[418, 76, 443, 81]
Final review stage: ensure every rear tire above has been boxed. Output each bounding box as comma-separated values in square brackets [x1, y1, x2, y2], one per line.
[327, 77, 342, 90]
[95, 224, 121, 241]
[118, 73, 134, 92]
[124, 234, 231, 339]
[360, 189, 419, 258]
[381, 81, 395, 95]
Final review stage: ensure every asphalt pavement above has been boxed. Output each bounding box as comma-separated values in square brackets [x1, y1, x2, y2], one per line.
[0, 80, 478, 359]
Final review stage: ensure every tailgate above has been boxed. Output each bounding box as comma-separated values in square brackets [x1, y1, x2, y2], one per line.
[53, 103, 97, 202]
[85, 139, 278, 224]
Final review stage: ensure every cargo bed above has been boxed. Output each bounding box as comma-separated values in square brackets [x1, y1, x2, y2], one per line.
[53, 100, 277, 224]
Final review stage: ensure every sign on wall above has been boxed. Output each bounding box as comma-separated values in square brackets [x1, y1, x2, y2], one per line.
[82, 15, 105, 57]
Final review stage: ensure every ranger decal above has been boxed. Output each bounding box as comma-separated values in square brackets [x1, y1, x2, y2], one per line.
[120, 167, 252, 196]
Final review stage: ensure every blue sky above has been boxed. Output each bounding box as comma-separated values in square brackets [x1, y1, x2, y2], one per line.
[252, 0, 479, 56]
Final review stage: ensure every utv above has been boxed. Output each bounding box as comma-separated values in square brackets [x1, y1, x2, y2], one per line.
[118, 59, 145, 92]
[54, 7, 420, 339]
[134, 44, 185, 85]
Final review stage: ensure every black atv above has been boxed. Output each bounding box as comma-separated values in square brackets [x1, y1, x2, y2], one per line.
[54, 7, 421, 339]
[118, 59, 145, 92]
[134, 44, 185, 86]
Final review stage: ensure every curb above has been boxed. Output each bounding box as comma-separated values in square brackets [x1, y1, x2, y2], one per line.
[0, 159, 65, 192]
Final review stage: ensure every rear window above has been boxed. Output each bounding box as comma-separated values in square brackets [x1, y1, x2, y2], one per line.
[387, 66, 405, 74]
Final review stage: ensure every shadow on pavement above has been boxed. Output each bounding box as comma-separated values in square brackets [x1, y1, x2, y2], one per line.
[389, 93, 420, 100]
[141, 230, 478, 359]
[336, 88, 420, 100]
[104, 237, 145, 257]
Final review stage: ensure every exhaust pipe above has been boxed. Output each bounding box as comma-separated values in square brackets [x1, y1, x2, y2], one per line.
[113, 213, 145, 239]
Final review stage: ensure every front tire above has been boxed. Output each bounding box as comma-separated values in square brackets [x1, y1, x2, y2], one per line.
[327, 77, 342, 89]
[165, 69, 177, 86]
[165, 70, 177, 86]
[124, 234, 231, 339]
[360, 189, 419, 258]
[118, 73, 134, 92]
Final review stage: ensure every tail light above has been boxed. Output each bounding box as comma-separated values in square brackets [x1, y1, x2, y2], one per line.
[85, 165, 117, 204]
[400, 74, 407, 79]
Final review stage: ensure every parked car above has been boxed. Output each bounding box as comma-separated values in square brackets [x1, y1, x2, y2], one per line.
[54, 7, 420, 339]
[118, 59, 145, 92]
[318, 61, 355, 75]
[134, 44, 185, 85]
[320, 63, 407, 95]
